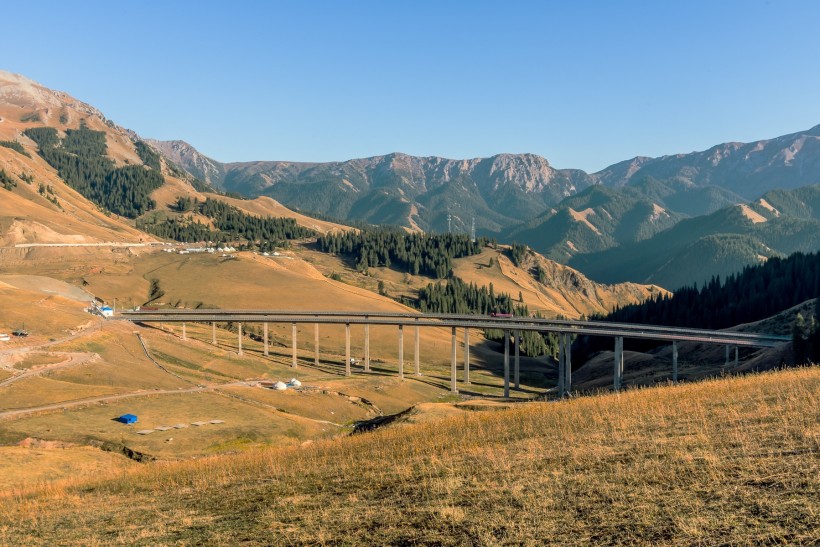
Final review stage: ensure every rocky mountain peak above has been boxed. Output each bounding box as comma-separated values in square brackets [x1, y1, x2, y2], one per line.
[0, 70, 109, 125]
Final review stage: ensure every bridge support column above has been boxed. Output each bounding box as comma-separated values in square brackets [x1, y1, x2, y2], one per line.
[504, 329, 510, 398]
[734, 346, 739, 367]
[364, 323, 370, 372]
[415, 320, 421, 376]
[565, 333, 572, 395]
[181, 322, 186, 341]
[672, 340, 678, 382]
[614, 336, 623, 391]
[291, 323, 298, 368]
[725, 345, 730, 367]
[314, 322, 320, 366]
[464, 328, 470, 384]
[514, 329, 520, 390]
[451, 327, 458, 393]
[558, 333, 565, 396]
[263, 322, 269, 357]
[238, 323, 243, 356]
[398, 324, 404, 380]
[345, 323, 351, 376]
[212, 322, 216, 345]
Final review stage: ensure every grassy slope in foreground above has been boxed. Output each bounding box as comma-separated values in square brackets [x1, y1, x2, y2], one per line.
[2, 368, 818, 544]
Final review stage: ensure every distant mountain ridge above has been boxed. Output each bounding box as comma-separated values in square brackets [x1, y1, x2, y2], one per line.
[595, 125, 820, 198]
[146, 142, 597, 232]
[151, 124, 820, 236]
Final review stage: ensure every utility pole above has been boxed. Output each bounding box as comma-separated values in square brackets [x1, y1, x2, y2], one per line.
[447, 213, 452, 233]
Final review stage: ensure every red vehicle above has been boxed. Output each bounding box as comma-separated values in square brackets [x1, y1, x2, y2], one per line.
[490, 312, 513, 318]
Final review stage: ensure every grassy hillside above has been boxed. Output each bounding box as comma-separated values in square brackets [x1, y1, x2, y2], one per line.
[2, 367, 817, 544]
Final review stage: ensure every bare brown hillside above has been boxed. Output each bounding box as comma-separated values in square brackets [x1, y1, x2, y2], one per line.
[452, 247, 666, 319]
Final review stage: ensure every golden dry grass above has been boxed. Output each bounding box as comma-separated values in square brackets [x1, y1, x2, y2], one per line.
[1, 367, 817, 545]
[0, 445, 138, 492]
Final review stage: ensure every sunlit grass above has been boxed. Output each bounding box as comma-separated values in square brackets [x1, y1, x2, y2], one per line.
[1, 367, 817, 544]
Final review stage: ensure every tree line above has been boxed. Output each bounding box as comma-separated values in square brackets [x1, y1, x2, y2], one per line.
[0, 140, 30, 158]
[317, 228, 488, 278]
[574, 251, 820, 364]
[414, 276, 559, 357]
[138, 197, 315, 251]
[24, 125, 163, 218]
[605, 252, 820, 330]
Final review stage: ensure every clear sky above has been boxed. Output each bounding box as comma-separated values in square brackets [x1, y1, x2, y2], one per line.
[4, 1, 820, 172]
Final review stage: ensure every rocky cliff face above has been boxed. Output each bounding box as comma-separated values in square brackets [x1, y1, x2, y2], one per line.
[145, 139, 226, 190]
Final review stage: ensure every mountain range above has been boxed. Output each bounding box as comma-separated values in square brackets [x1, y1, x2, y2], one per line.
[0, 69, 663, 320]
[150, 124, 820, 237]
[4, 69, 820, 293]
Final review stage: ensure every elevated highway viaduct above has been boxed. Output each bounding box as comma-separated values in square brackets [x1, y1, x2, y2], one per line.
[120, 310, 789, 397]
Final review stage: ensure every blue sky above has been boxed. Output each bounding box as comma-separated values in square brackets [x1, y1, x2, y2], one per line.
[5, 1, 820, 171]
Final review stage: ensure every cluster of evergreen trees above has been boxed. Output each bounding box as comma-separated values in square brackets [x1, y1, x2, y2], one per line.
[414, 276, 558, 357]
[509, 242, 529, 267]
[136, 215, 218, 243]
[134, 141, 162, 171]
[417, 277, 513, 315]
[24, 125, 163, 218]
[573, 251, 820, 364]
[606, 252, 820, 330]
[138, 197, 315, 251]
[793, 311, 820, 364]
[0, 169, 16, 191]
[317, 228, 487, 278]
[200, 199, 314, 249]
[0, 140, 30, 158]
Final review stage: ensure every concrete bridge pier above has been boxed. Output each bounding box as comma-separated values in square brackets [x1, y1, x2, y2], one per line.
[463, 328, 470, 384]
[238, 322, 243, 356]
[263, 322, 269, 356]
[514, 329, 520, 390]
[212, 322, 216, 345]
[291, 323, 298, 368]
[503, 329, 510, 398]
[398, 324, 404, 380]
[415, 321, 421, 376]
[182, 322, 186, 341]
[364, 323, 370, 372]
[345, 322, 351, 376]
[451, 327, 458, 393]
[564, 332, 572, 395]
[558, 333, 565, 396]
[672, 340, 678, 382]
[734, 346, 739, 367]
[614, 336, 624, 391]
[314, 322, 319, 366]
[725, 345, 730, 367]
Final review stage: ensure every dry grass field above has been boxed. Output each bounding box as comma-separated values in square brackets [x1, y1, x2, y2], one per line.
[0, 367, 816, 544]
[0, 443, 138, 493]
